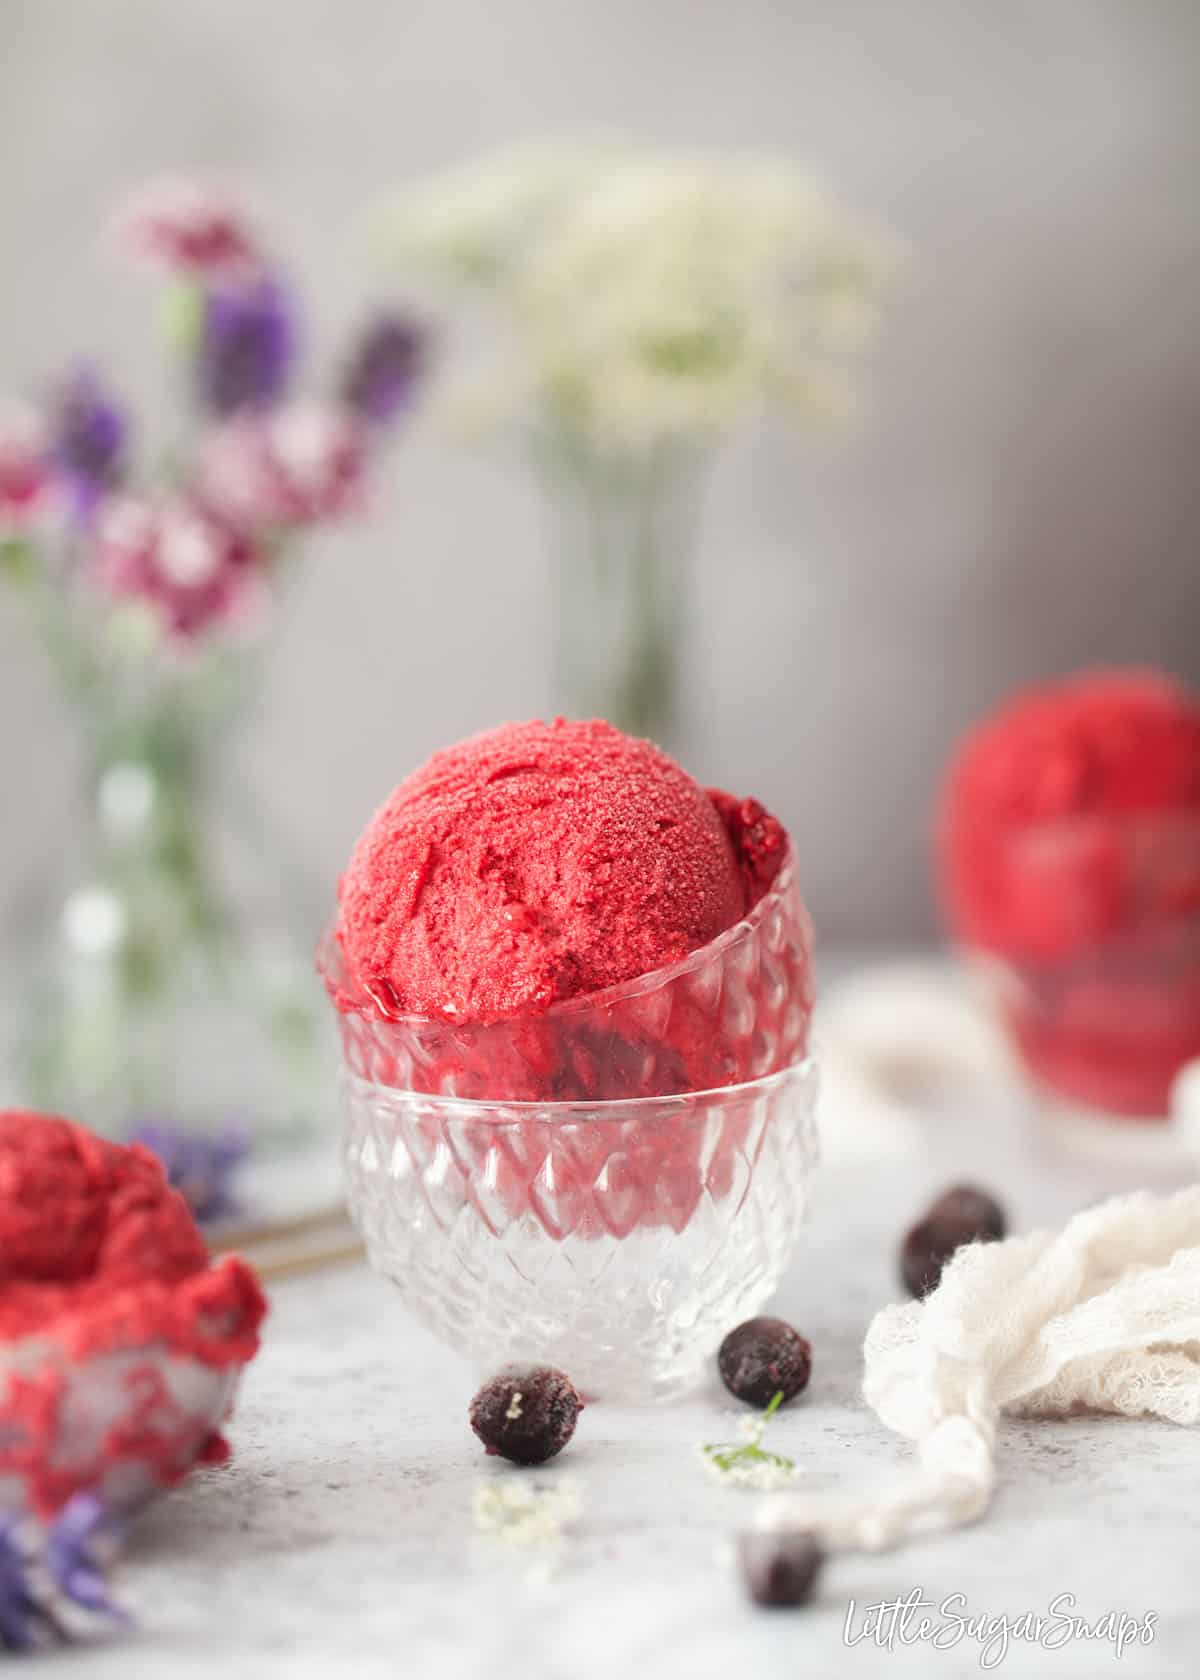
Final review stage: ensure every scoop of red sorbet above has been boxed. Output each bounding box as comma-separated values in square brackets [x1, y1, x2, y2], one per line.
[939, 670, 1200, 1116]
[337, 718, 785, 1023]
[940, 669, 1200, 964]
[0, 1110, 211, 1341]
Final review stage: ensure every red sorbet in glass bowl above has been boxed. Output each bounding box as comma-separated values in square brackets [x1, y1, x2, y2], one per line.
[938, 669, 1200, 1119]
[319, 719, 818, 1401]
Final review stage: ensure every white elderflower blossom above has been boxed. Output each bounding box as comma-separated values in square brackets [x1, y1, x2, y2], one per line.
[472, 1477, 580, 1547]
[699, 1446, 800, 1494]
[380, 142, 894, 453]
[700, 1390, 800, 1490]
[379, 141, 621, 286]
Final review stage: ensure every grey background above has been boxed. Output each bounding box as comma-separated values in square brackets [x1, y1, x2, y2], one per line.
[1, 0, 1197, 941]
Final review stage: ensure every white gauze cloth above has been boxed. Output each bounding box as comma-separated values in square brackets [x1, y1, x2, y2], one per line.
[761, 1185, 1200, 1551]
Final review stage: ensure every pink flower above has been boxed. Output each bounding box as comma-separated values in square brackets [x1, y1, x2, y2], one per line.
[111, 178, 259, 281]
[261, 403, 367, 523]
[0, 404, 50, 533]
[192, 417, 279, 529]
[92, 494, 265, 640]
[196, 403, 366, 531]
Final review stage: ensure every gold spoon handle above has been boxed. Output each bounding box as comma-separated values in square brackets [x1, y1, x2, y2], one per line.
[252, 1236, 365, 1281]
[210, 1200, 350, 1254]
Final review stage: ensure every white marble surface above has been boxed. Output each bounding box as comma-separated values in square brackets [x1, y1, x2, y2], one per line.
[73, 1091, 1200, 1680]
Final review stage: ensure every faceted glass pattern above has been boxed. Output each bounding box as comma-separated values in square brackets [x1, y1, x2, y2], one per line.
[320, 853, 814, 1103]
[341, 1059, 819, 1401]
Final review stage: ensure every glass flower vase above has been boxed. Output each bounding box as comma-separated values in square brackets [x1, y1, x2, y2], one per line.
[542, 439, 700, 744]
[9, 651, 325, 1147]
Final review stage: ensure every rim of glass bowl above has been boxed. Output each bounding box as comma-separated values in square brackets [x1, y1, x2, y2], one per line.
[340, 1050, 818, 1118]
[317, 843, 805, 1028]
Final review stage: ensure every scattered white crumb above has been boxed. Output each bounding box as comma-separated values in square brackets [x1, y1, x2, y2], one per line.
[521, 1553, 565, 1589]
[505, 1391, 524, 1421]
[473, 1478, 580, 1548]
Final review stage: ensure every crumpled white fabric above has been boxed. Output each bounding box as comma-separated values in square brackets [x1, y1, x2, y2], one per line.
[760, 1185, 1200, 1550]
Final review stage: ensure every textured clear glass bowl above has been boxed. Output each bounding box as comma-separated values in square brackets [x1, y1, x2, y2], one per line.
[340, 1057, 819, 1401]
[321, 851, 817, 1398]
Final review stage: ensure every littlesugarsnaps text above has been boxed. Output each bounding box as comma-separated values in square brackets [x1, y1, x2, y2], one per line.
[842, 1589, 1156, 1669]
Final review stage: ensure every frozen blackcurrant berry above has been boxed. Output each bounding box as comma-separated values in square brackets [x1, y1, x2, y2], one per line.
[900, 1182, 1007, 1298]
[469, 1365, 582, 1465]
[929, 1184, 1006, 1242]
[900, 1221, 949, 1298]
[739, 1530, 824, 1608]
[718, 1316, 812, 1408]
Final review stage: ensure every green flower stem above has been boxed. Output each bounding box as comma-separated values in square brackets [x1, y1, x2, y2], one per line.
[541, 429, 703, 743]
[6, 517, 321, 1138]
[701, 1390, 795, 1479]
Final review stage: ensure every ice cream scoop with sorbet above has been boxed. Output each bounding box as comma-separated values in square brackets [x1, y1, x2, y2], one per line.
[940, 669, 1200, 1115]
[325, 718, 812, 1101]
[325, 723, 817, 1395]
[0, 1110, 265, 1517]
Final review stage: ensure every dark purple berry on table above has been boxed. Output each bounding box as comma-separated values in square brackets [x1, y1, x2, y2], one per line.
[718, 1316, 812, 1409]
[739, 1530, 824, 1608]
[929, 1184, 1006, 1241]
[900, 1182, 1007, 1298]
[469, 1365, 582, 1465]
[900, 1219, 949, 1298]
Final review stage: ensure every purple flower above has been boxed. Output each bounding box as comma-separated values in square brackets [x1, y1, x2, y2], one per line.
[199, 276, 295, 417]
[128, 1119, 250, 1222]
[0, 1517, 44, 1652]
[52, 368, 127, 522]
[341, 314, 427, 425]
[0, 1497, 126, 1652]
[44, 1496, 128, 1624]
